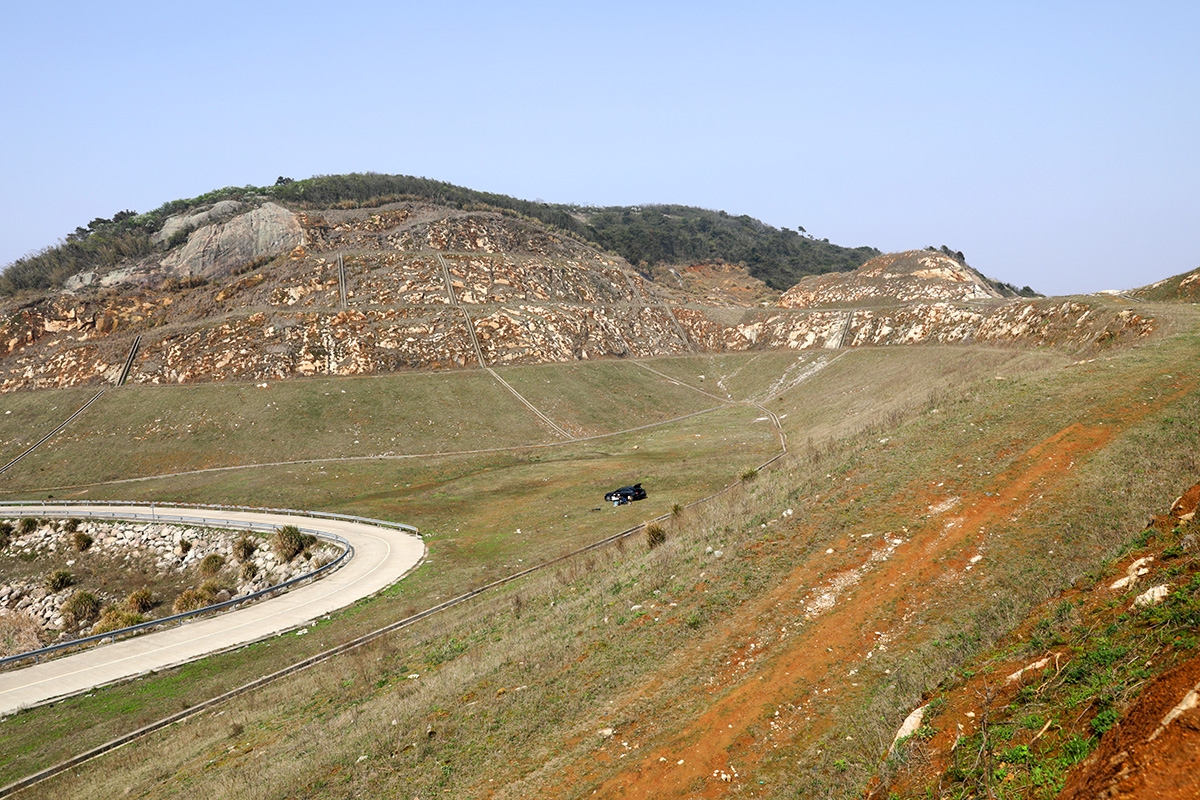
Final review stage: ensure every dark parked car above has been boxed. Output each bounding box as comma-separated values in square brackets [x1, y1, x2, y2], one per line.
[605, 483, 647, 505]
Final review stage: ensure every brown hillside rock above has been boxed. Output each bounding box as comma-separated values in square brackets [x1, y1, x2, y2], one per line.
[0, 207, 1161, 392]
[779, 250, 1002, 308]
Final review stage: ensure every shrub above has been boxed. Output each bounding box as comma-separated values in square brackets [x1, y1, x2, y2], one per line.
[72, 531, 93, 552]
[177, 538, 192, 556]
[173, 589, 208, 613]
[126, 588, 154, 613]
[175, 581, 225, 615]
[19, 517, 38, 535]
[240, 561, 259, 581]
[199, 553, 225, 577]
[199, 580, 225, 599]
[46, 570, 75, 592]
[740, 468, 759, 483]
[0, 522, 10, 549]
[0, 610, 43, 656]
[645, 523, 667, 550]
[62, 590, 102, 624]
[233, 535, 257, 561]
[93, 608, 145, 635]
[62, 518, 79, 533]
[274, 525, 315, 562]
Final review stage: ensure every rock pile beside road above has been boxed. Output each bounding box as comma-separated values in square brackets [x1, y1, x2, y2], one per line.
[0, 517, 339, 648]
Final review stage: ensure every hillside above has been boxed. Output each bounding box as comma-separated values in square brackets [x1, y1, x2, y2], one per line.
[0, 192, 1148, 394]
[1, 300, 1196, 799]
[0, 177, 1195, 800]
[0, 173, 880, 296]
[1133, 264, 1200, 302]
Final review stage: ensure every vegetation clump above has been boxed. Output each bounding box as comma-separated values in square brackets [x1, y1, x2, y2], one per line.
[173, 583, 226, 614]
[62, 591, 101, 625]
[71, 532, 93, 552]
[93, 608, 146, 635]
[126, 588, 154, 614]
[45, 570, 75, 592]
[233, 535, 257, 561]
[198, 553, 225, 577]
[645, 523, 667, 550]
[19, 518, 38, 535]
[0, 611, 43, 657]
[274, 525, 315, 562]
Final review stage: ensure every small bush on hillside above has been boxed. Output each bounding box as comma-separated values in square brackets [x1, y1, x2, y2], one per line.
[645, 523, 667, 550]
[199, 553, 225, 577]
[46, 570, 75, 592]
[93, 608, 145, 635]
[173, 589, 207, 614]
[62, 518, 79, 533]
[62, 590, 102, 624]
[240, 561, 258, 581]
[233, 535, 257, 561]
[177, 538, 192, 556]
[0, 611, 43, 656]
[173, 582, 226, 614]
[274, 525, 315, 562]
[740, 468, 759, 482]
[0, 522, 10, 549]
[126, 588, 154, 613]
[19, 517, 38, 535]
[199, 580, 225, 598]
[72, 531, 93, 552]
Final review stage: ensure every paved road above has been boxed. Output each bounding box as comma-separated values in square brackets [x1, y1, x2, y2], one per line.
[0, 504, 425, 716]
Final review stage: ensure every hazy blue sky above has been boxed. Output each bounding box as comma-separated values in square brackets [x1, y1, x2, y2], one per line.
[2, 1, 1196, 295]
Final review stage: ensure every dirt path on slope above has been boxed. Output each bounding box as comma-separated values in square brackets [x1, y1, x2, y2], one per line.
[530, 379, 1195, 799]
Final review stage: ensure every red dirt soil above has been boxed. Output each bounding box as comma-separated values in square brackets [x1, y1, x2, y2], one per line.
[522, 374, 1196, 800]
[1060, 654, 1200, 800]
[530, 429, 1115, 798]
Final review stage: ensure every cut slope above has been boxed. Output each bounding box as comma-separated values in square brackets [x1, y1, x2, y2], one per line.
[779, 250, 1004, 309]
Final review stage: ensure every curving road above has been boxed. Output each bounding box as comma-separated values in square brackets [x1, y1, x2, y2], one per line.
[0, 504, 425, 716]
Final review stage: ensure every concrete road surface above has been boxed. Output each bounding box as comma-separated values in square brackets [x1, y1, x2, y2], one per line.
[0, 504, 424, 716]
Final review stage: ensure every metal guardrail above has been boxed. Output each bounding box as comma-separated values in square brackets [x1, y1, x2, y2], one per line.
[0, 507, 360, 669]
[0, 500, 419, 535]
[0, 445, 788, 796]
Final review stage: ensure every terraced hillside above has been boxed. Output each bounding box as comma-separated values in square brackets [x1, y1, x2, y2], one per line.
[0, 200, 1154, 394]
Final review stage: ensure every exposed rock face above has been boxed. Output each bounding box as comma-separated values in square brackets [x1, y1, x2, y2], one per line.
[152, 200, 244, 246]
[159, 202, 304, 279]
[0, 204, 1159, 393]
[780, 251, 1003, 308]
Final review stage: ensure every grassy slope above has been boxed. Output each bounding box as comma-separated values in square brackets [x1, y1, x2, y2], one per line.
[2, 310, 1197, 797]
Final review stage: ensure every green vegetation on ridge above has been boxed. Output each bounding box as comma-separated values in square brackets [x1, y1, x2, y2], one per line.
[0, 173, 879, 295]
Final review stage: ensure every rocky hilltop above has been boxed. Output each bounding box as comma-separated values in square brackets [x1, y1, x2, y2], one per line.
[780, 250, 1006, 308]
[1133, 264, 1200, 302]
[0, 199, 1157, 392]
